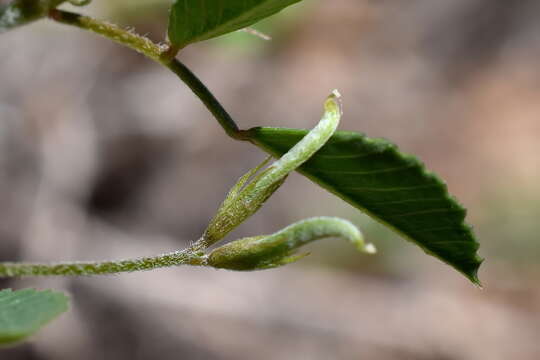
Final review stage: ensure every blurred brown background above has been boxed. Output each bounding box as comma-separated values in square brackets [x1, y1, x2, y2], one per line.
[1, 0, 540, 359]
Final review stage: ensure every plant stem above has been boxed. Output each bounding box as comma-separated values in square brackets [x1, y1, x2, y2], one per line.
[167, 60, 243, 140]
[48, 9, 243, 140]
[0, 249, 206, 277]
[48, 9, 164, 61]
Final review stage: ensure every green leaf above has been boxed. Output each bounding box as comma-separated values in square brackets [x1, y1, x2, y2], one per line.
[245, 128, 483, 284]
[168, 0, 302, 48]
[0, 288, 69, 346]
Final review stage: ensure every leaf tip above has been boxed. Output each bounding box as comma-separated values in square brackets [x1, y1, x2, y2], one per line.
[325, 89, 343, 116]
[467, 255, 484, 288]
[363, 243, 377, 255]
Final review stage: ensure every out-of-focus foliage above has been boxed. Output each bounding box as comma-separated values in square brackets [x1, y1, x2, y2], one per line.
[0, 289, 68, 346]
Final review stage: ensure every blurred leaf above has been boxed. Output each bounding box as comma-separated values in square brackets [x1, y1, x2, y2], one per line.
[168, 0, 302, 48]
[0, 0, 44, 33]
[0, 0, 70, 33]
[245, 127, 482, 284]
[0, 288, 69, 346]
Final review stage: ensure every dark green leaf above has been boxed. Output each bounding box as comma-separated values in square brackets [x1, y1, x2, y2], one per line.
[168, 0, 302, 48]
[245, 127, 483, 284]
[0, 288, 69, 346]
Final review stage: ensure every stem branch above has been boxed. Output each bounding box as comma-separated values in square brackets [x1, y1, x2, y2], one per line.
[49, 9, 244, 140]
[167, 60, 242, 139]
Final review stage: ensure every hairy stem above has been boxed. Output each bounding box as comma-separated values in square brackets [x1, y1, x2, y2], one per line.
[0, 249, 206, 277]
[49, 9, 242, 140]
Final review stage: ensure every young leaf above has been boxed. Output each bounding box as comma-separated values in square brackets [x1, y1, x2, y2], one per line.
[0, 288, 69, 346]
[208, 217, 376, 271]
[244, 128, 483, 284]
[201, 91, 341, 248]
[167, 0, 302, 49]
